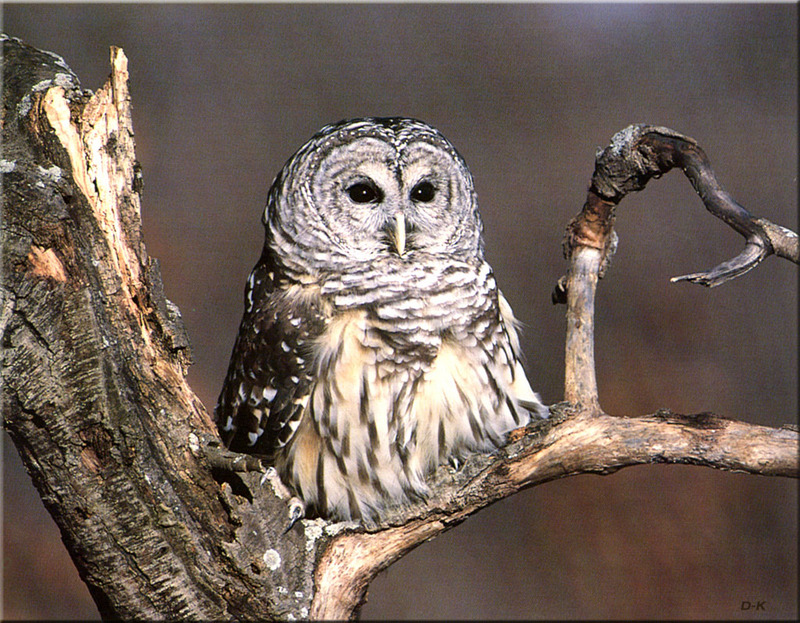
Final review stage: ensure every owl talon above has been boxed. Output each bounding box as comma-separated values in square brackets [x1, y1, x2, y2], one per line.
[284, 497, 306, 533]
[205, 442, 264, 473]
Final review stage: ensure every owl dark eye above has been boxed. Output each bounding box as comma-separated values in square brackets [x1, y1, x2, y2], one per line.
[410, 181, 436, 203]
[347, 182, 382, 204]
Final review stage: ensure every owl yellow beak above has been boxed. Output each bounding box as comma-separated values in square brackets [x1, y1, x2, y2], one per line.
[390, 213, 406, 256]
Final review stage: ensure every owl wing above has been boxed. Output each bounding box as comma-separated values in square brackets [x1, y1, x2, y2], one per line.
[215, 251, 327, 458]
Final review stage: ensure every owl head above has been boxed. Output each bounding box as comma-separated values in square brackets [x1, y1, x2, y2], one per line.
[264, 118, 485, 276]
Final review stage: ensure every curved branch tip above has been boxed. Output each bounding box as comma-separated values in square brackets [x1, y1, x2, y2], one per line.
[670, 241, 768, 287]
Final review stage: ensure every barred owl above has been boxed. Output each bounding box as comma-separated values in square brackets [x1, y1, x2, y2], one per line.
[215, 117, 546, 524]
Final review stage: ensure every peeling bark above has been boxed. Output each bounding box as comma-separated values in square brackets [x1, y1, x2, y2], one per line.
[2, 37, 797, 621]
[2, 36, 314, 620]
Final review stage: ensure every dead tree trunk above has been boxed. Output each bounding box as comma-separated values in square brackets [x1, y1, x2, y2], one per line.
[2, 37, 797, 620]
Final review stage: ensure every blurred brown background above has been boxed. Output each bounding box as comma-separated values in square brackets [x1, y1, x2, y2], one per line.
[2, 3, 797, 620]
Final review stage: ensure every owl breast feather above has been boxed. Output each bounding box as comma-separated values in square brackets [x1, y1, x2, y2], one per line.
[274, 259, 534, 522]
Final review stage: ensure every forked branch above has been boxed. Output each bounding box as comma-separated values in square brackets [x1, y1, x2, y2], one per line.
[554, 124, 799, 409]
[2, 38, 796, 621]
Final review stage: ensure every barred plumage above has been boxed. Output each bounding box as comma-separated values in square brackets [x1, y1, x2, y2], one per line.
[215, 117, 546, 523]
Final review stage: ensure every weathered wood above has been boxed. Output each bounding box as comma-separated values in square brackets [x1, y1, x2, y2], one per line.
[2, 37, 797, 621]
[1, 35, 319, 620]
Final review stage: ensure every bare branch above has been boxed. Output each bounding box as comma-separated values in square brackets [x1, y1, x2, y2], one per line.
[561, 247, 603, 411]
[555, 124, 798, 408]
[308, 405, 798, 617]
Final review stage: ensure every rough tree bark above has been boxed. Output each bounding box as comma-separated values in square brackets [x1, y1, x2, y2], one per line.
[2, 37, 797, 620]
